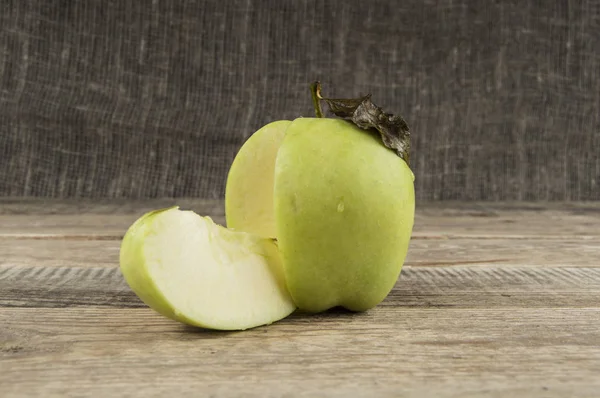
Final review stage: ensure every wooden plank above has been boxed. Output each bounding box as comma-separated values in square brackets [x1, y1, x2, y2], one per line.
[1, 264, 599, 309]
[0, 239, 120, 268]
[1, 306, 599, 398]
[2, 237, 599, 269]
[1, 200, 599, 239]
[405, 238, 600, 267]
[417, 201, 600, 239]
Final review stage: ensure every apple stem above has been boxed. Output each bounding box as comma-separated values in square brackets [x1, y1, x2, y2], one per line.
[310, 81, 324, 118]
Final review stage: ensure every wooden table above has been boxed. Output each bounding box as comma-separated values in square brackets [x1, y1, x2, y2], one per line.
[1, 200, 599, 397]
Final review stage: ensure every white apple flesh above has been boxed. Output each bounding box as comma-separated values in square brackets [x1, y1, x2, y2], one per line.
[225, 120, 291, 238]
[120, 207, 296, 330]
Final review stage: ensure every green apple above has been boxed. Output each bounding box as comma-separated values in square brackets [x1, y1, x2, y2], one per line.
[274, 118, 414, 312]
[120, 207, 295, 330]
[226, 110, 415, 312]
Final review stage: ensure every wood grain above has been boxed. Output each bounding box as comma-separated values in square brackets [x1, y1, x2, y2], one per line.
[1, 306, 599, 398]
[2, 237, 599, 270]
[1, 264, 599, 309]
[1, 200, 599, 397]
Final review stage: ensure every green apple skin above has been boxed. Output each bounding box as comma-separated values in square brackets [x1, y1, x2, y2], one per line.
[225, 120, 291, 238]
[274, 118, 415, 313]
[120, 207, 296, 330]
[120, 207, 178, 320]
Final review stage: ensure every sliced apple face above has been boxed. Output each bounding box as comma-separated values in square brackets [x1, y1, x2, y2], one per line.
[120, 207, 296, 330]
[225, 120, 291, 238]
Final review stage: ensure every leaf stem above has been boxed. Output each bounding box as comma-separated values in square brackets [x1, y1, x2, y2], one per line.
[310, 82, 411, 164]
[310, 81, 324, 118]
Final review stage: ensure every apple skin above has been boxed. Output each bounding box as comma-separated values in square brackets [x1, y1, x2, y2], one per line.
[225, 120, 291, 238]
[120, 207, 179, 320]
[273, 118, 415, 312]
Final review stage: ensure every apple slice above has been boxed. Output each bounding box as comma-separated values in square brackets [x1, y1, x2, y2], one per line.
[119, 207, 296, 330]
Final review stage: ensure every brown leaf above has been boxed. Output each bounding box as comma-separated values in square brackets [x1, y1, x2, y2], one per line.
[311, 82, 411, 165]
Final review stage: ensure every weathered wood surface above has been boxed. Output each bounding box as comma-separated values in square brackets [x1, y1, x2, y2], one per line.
[1, 200, 600, 239]
[2, 237, 600, 269]
[1, 200, 599, 398]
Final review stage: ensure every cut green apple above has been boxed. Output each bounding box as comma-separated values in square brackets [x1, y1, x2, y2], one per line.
[119, 207, 296, 330]
[226, 114, 415, 313]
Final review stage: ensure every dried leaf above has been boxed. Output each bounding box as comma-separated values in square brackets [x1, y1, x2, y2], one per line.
[311, 82, 411, 165]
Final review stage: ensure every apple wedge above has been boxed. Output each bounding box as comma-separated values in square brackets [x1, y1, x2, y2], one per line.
[119, 207, 296, 330]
